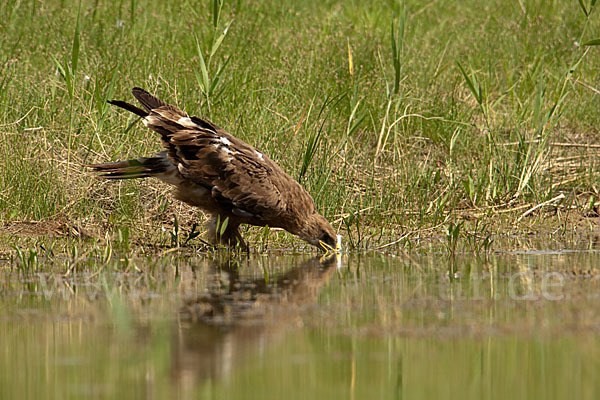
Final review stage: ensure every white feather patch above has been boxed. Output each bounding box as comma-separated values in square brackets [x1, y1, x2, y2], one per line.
[177, 163, 185, 174]
[218, 136, 231, 146]
[143, 116, 158, 127]
[177, 117, 197, 128]
[254, 150, 264, 161]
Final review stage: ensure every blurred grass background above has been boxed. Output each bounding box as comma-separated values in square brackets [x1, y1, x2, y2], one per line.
[1, 0, 600, 250]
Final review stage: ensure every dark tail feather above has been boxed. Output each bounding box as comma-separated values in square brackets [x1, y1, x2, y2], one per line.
[107, 100, 148, 117]
[86, 153, 172, 180]
[108, 87, 173, 117]
[131, 87, 171, 111]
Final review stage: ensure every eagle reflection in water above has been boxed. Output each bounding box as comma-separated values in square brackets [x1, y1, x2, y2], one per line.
[171, 254, 341, 389]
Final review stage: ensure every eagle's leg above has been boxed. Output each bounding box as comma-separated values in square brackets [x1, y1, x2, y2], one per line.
[206, 216, 248, 251]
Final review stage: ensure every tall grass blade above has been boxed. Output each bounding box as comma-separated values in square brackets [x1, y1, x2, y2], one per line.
[195, 35, 210, 94]
[532, 77, 544, 129]
[210, 20, 232, 59]
[130, 0, 136, 24]
[71, 0, 81, 75]
[579, 0, 589, 16]
[346, 100, 364, 137]
[391, 22, 398, 90]
[219, 216, 229, 236]
[390, 16, 404, 95]
[209, 56, 231, 95]
[212, 0, 223, 29]
[375, 100, 392, 159]
[347, 38, 354, 76]
[457, 62, 482, 104]
[583, 38, 600, 46]
[299, 96, 336, 181]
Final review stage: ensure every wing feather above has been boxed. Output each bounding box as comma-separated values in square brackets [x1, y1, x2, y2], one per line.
[132, 87, 177, 111]
[142, 107, 288, 221]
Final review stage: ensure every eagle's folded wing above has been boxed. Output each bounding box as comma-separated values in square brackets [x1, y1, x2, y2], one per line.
[144, 108, 287, 222]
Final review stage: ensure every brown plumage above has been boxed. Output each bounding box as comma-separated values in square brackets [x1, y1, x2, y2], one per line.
[88, 87, 338, 251]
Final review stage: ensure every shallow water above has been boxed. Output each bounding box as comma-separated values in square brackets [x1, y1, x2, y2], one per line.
[2, 251, 600, 399]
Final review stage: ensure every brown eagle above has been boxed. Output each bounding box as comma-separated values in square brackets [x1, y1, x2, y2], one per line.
[88, 87, 339, 251]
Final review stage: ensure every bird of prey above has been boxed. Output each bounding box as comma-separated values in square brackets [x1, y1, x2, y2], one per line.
[88, 87, 340, 252]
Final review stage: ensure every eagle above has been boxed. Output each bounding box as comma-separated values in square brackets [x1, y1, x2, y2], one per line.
[87, 87, 340, 252]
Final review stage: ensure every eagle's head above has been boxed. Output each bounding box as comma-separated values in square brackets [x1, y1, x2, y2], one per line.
[299, 212, 339, 252]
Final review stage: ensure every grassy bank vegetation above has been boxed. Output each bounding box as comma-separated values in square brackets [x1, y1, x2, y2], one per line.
[2, 0, 600, 254]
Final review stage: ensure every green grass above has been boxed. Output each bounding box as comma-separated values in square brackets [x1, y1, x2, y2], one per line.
[2, 0, 600, 251]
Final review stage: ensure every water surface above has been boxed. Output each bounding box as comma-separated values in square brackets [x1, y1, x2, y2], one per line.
[2, 251, 600, 399]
